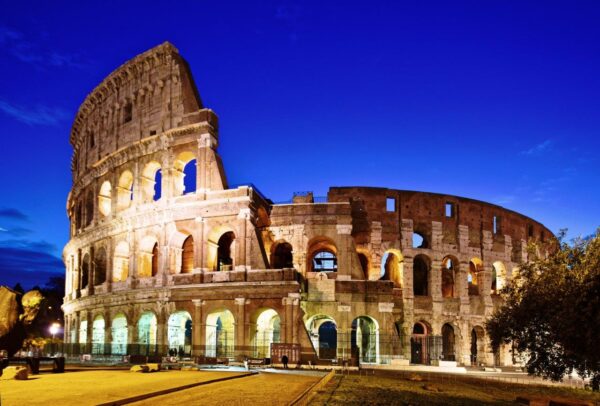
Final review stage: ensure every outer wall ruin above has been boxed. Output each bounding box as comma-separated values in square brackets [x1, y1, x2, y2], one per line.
[62, 42, 552, 367]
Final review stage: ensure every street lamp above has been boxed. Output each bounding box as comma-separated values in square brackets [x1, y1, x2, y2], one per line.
[49, 323, 60, 356]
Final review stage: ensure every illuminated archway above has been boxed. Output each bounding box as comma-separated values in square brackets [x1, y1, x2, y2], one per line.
[117, 170, 134, 210]
[141, 161, 162, 202]
[173, 151, 197, 196]
[468, 258, 483, 296]
[138, 236, 159, 278]
[168, 311, 192, 356]
[441, 256, 457, 298]
[181, 235, 194, 273]
[111, 313, 128, 355]
[79, 320, 88, 346]
[98, 181, 112, 216]
[205, 309, 235, 358]
[380, 249, 403, 287]
[307, 237, 338, 273]
[113, 241, 129, 282]
[306, 315, 337, 360]
[92, 315, 105, 354]
[137, 312, 157, 355]
[351, 316, 379, 363]
[253, 308, 281, 358]
[491, 261, 507, 294]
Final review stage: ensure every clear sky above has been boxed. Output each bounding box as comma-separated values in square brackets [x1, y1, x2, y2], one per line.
[1, 1, 599, 290]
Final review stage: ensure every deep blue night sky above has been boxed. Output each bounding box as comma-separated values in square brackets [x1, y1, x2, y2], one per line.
[1, 1, 599, 290]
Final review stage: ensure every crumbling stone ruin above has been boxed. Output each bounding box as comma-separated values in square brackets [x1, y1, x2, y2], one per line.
[63, 42, 552, 367]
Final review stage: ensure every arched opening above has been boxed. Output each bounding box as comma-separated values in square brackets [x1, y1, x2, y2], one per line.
[92, 315, 105, 354]
[138, 236, 159, 278]
[111, 313, 128, 355]
[85, 191, 94, 226]
[217, 232, 235, 271]
[380, 250, 403, 287]
[205, 309, 235, 358]
[357, 252, 369, 279]
[307, 237, 338, 273]
[81, 254, 90, 289]
[94, 248, 107, 286]
[141, 161, 162, 202]
[491, 261, 507, 294]
[468, 258, 482, 296]
[470, 326, 486, 366]
[75, 202, 83, 229]
[306, 315, 337, 360]
[413, 255, 430, 296]
[98, 181, 112, 217]
[412, 231, 429, 248]
[117, 170, 134, 210]
[271, 242, 293, 269]
[351, 316, 379, 363]
[173, 152, 197, 196]
[151, 243, 159, 277]
[441, 323, 455, 361]
[168, 311, 192, 357]
[441, 256, 456, 298]
[75, 202, 82, 230]
[253, 308, 281, 358]
[312, 251, 337, 272]
[113, 241, 130, 282]
[137, 312, 158, 355]
[181, 235, 194, 274]
[79, 320, 88, 346]
[411, 321, 429, 364]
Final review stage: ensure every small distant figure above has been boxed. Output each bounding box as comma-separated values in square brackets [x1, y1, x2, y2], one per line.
[282, 354, 289, 369]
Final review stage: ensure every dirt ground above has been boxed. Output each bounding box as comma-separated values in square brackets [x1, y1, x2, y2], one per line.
[309, 373, 600, 406]
[0, 369, 244, 405]
[131, 371, 320, 406]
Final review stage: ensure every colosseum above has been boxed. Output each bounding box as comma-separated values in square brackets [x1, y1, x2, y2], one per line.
[62, 42, 552, 369]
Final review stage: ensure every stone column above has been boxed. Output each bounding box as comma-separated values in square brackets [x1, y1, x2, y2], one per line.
[337, 304, 351, 360]
[237, 209, 251, 271]
[88, 246, 95, 295]
[430, 258, 442, 300]
[192, 299, 204, 356]
[157, 309, 167, 355]
[378, 302, 394, 363]
[195, 217, 205, 271]
[104, 312, 112, 355]
[290, 294, 301, 344]
[85, 311, 93, 354]
[459, 260, 470, 315]
[234, 298, 247, 359]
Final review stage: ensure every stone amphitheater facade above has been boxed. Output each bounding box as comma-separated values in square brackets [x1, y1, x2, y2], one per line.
[62, 42, 552, 367]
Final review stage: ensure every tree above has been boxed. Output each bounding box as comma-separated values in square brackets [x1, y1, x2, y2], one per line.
[486, 229, 600, 390]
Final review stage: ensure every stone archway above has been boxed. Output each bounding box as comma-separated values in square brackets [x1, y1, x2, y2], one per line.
[205, 309, 235, 358]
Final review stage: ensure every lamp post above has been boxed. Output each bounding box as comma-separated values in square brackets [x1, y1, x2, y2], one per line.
[49, 323, 60, 356]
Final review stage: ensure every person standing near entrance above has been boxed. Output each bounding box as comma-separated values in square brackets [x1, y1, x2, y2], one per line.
[282, 354, 289, 369]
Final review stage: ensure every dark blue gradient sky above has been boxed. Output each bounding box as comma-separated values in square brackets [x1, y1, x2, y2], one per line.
[1, 1, 599, 289]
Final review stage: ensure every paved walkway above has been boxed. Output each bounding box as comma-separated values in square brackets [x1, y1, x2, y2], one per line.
[130, 371, 322, 406]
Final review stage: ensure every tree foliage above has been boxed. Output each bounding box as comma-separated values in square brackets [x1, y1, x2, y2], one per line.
[486, 229, 600, 390]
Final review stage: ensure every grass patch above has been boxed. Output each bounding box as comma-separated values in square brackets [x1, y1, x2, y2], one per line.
[310, 373, 600, 406]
